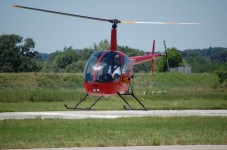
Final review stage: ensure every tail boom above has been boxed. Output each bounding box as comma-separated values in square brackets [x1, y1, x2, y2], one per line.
[129, 40, 160, 66]
[129, 53, 161, 65]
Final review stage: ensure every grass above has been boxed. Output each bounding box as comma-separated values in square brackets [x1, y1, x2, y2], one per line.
[0, 117, 227, 148]
[0, 72, 226, 111]
[0, 97, 227, 112]
[0, 73, 226, 149]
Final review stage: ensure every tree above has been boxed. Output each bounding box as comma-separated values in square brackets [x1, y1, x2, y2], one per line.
[182, 47, 227, 73]
[158, 47, 184, 72]
[55, 47, 78, 69]
[211, 50, 227, 62]
[93, 39, 110, 50]
[0, 34, 41, 72]
[216, 71, 227, 87]
[42, 46, 81, 72]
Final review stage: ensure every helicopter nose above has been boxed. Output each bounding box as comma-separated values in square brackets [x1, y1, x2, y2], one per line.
[92, 84, 100, 92]
[84, 82, 122, 96]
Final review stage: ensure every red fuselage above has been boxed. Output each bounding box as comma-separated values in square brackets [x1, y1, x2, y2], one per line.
[83, 50, 160, 96]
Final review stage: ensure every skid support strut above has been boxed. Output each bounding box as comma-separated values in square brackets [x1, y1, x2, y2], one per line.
[64, 93, 103, 110]
[118, 75, 147, 110]
[117, 93, 147, 110]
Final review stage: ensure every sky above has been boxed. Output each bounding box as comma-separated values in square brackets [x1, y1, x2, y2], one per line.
[1, 0, 227, 53]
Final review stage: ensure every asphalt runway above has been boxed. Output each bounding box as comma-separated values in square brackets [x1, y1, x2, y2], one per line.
[1, 110, 227, 120]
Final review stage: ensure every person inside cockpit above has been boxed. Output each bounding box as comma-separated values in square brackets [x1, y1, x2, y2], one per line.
[108, 54, 121, 81]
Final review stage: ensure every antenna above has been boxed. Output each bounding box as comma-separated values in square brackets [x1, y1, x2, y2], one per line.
[163, 40, 170, 72]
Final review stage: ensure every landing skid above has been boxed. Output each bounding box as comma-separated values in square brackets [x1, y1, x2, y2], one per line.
[65, 75, 147, 111]
[64, 93, 103, 110]
[65, 92, 147, 110]
[117, 92, 147, 111]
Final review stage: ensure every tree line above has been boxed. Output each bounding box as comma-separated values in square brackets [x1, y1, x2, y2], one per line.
[1, 34, 227, 74]
[182, 47, 227, 73]
[39, 40, 184, 73]
[0, 34, 41, 72]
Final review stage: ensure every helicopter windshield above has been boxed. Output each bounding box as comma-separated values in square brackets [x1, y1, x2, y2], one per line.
[84, 50, 122, 83]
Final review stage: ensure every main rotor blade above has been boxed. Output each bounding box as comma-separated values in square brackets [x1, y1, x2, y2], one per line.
[121, 20, 203, 25]
[13, 5, 110, 23]
[14, 5, 203, 26]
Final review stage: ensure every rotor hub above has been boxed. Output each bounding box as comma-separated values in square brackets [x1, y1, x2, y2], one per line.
[109, 19, 121, 24]
[109, 19, 121, 29]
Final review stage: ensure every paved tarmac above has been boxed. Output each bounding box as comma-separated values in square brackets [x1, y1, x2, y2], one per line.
[12, 145, 227, 150]
[1, 110, 227, 120]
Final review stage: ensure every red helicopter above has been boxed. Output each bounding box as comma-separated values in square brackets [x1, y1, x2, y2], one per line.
[14, 5, 202, 110]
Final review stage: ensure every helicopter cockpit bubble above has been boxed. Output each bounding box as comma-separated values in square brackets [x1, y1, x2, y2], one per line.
[84, 50, 122, 83]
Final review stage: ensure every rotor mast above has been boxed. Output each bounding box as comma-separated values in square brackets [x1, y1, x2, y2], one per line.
[109, 19, 120, 51]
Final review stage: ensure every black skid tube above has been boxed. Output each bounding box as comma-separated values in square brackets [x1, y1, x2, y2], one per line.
[117, 93, 147, 110]
[64, 93, 103, 110]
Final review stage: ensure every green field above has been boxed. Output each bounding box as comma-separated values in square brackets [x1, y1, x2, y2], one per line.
[1, 73, 227, 149]
[1, 117, 227, 149]
[0, 72, 226, 111]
